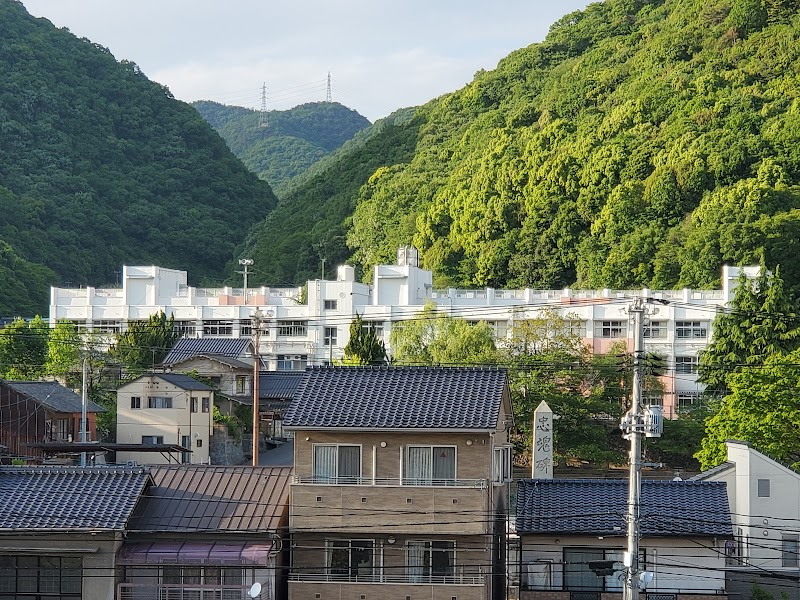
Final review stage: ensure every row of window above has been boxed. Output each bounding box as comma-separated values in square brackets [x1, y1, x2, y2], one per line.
[598, 320, 708, 339]
[130, 396, 209, 411]
[321, 539, 456, 582]
[312, 444, 512, 485]
[0, 556, 81, 598]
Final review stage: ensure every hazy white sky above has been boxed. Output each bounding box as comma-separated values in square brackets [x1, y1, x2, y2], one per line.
[21, 0, 593, 122]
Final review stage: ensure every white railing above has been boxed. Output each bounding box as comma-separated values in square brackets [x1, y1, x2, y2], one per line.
[117, 583, 256, 600]
[291, 476, 487, 488]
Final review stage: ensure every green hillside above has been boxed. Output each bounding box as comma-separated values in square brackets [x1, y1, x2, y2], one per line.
[244, 0, 800, 292]
[0, 1, 277, 315]
[192, 100, 371, 197]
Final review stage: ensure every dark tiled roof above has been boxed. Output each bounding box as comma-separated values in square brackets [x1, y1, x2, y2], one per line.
[259, 371, 304, 399]
[0, 466, 151, 530]
[3, 381, 105, 413]
[128, 465, 291, 532]
[162, 338, 252, 365]
[153, 373, 213, 391]
[516, 478, 732, 537]
[283, 366, 507, 429]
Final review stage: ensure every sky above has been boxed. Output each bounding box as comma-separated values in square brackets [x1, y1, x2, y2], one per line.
[20, 0, 593, 123]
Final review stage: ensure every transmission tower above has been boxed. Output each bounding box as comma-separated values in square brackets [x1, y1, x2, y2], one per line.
[326, 71, 332, 103]
[259, 82, 268, 128]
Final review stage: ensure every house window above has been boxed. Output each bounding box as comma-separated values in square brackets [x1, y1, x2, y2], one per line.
[148, 396, 173, 409]
[758, 479, 771, 498]
[675, 356, 699, 374]
[362, 321, 385, 338]
[202, 320, 233, 336]
[404, 446, 456, 485]
[643, 321, 667, 339]
[236, 376, 247, 394]
[191, 398, 198, 413]
[677, 392, 703, 411]
[202, 397, 210, 413]
[278, 320, 307, 337]
[314, 444, 361, 484]
[277, 354, 307, 371]
[174, 320, 196, 337]
[196, 439, 203, 448]
[142, 436, 164, 445]
[407, 541, 455, 583]
[782, 536, 798, 567]
[324, 299, 338, 310]
[0, 555, 81, 598]
[240, 320, 252, 336]
[595, 320, 626, 339]
[564, 548, 626, 591]
[675, 321, 708, 339]
[324, 326, 338, 347]
[327, 540, 374, 580]
[155, 566, 243, 590]
[130, 396, 141, 409]
[493, 445, 512, 484]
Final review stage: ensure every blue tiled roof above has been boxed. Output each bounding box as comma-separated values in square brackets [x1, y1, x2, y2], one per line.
[259, 372, 304, 400]
[3, 381, 105, 414]
[154, 373, 213, 391]
[162, 338, 252, 365]
[516, 478, 732, 537]
[0, 466, 151, 530]
[283, 366, 507, 429]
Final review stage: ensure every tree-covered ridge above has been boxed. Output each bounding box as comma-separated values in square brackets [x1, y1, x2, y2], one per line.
[245, 0, 800, 293]
[0, 1, 278, 314]
[192, 100, 371, 197]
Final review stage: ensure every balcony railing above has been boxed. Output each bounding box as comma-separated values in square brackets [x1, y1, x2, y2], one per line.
[289, 572, 484, 585]
[291, 476, 487, 488]
[117, 583, 255, 600]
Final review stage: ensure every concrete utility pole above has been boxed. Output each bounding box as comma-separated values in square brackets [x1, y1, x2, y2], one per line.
[238, 259, 254, 305]
[252, 308, 263, 466]
[80, 356, 88, 467]
[621, 298, 663, 600]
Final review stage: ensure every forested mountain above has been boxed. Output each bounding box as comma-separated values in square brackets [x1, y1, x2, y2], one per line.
[243, 0, 800, 293]
[192, 100, 371, 197]
[0, 1, 277, 315]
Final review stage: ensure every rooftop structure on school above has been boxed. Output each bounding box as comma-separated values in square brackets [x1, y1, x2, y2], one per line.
[50, 248, 759, 418]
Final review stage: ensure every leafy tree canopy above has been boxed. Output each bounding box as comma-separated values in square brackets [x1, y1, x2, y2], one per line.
[342, 313, 388, 365]
[110, 311, 179, 372]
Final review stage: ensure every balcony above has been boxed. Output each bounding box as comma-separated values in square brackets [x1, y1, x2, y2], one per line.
[290, 477, 489, 535]
[117, 583, 255, 600]
[289, 572, 486, 600]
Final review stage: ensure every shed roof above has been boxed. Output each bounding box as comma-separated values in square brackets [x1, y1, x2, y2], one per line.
[162, 338, 252, 365]
[516, 478, 732, 538]
[0, 466, 151, 531]
[2, 381, 105, 414]
[128, 465, 291, 532]
[283, 366, 508, 430]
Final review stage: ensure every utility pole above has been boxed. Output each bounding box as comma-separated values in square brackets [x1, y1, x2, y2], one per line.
[252, 309, 263, 466]
[80, 356, 88, 467]
[238, 259, 254, 306]
[620, 298, 663, 600]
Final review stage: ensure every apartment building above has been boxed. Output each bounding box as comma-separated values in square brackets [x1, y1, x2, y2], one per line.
[50, 249, 759, 418]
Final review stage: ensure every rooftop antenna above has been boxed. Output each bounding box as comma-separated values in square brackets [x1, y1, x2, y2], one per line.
[326, 71, 332, 103]
[258, 82, 268, 128]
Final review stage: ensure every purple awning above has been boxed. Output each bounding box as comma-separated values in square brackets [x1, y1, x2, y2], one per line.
[118, 541, 273, 566]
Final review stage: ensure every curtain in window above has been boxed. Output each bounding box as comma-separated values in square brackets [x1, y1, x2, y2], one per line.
[407, 542, 426, 583]
[328, 541, 350, 578]
[431, 541, 454, 581]
[406, 447, 432, 485]
[605, 549, 624, 591]
[564, 549, 603, 590]
[433, 447, 456, 482]
[338, 446, 360, 483]
[314, 445, 337, 482]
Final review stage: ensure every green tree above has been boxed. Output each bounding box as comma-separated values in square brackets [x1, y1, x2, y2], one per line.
[0, 316, 49, 379]
[45, 319, 82, 386]
[110, 311, 179, 371]
[699, 266, 800, 396]
[342, 313, 387, 365]
[696, 347, 800, 470]
[389, 302, 498, 365]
